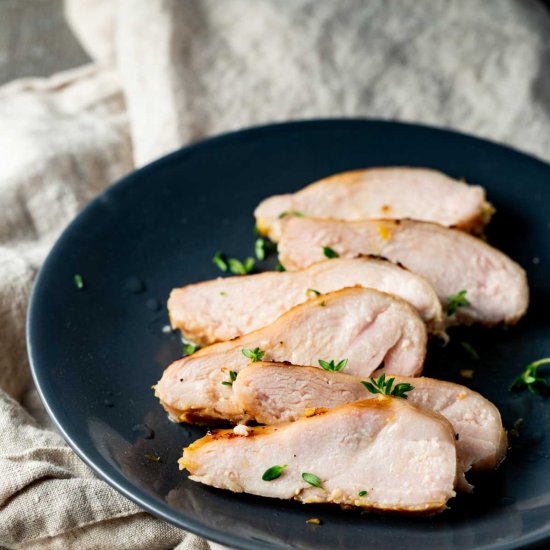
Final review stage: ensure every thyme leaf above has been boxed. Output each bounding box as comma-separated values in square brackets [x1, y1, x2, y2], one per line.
[262, 464, 287, 481]
[74, 274, 84, 289]
[212, 251, 228, 272]
[183, 343, 199, 356]
[255, 237, 277, 261]
[322, 246, 339, 259]
[302, 472, 324, 488]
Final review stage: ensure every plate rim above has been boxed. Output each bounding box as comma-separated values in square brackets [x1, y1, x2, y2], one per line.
[27, 117, 550, 550]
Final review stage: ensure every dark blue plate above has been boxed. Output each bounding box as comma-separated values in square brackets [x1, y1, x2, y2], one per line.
[28, 120, 550, 550]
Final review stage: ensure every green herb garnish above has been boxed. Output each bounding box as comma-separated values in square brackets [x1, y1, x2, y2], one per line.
[144, 453, 161, 463]
[509, 418, 524, 438]
[276, 261, 286, 272]
[322, 246, 339, 259]
[446, 289, 470, 316]
[278, 210, 304, 219]
[74, 274, 84, 289]
[221, 370, 238, 387]
[358, 490, 368, 497]
[213, 251, 228, 272]
[318, 358, 348, 372]
[213, 251, 254, 275]
[228, 257, 255, 275]
[219, 291, 227, 297]
[302, 472, 324, 488]
[461, 341, 479, 360]
[255, 237, 277, 261]
[306, 288, 321, 297]
[242, 347, 265, 362]
[510, 358, 550, 395]
[183, 343, 199, 355]
[361, 373, 414, 399]
[262, 464, 287, 481]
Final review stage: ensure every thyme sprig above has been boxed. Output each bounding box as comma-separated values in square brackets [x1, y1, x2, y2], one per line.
[318, 358, 348, 372]
[510, 358, 550, 395]
[446, 289, 470, 316]
[361, 373, 414, 399]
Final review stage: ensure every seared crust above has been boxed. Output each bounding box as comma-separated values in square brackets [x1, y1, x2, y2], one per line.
[278, 217, 529, 327]
[233, 362, 508, 476]
[255, 167, 492, 241]
[168, 256, 443, 346]
[156, 287, 427, 424]
[180, 397, 457, 514]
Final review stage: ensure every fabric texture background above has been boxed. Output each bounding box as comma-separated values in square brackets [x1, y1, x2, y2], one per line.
[0, 0, 549, 548]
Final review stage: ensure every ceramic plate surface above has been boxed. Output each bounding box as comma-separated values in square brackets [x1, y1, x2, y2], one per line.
[29, 120, 550, 550]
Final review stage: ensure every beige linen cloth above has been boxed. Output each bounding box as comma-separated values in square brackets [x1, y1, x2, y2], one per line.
[1, 1, 549, 548]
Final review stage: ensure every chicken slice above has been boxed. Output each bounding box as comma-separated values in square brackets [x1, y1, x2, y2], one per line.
[233, 362, 507, 478]
[278, 217, 528, 326]
[168, 257, 442, 346]
[156, 287, 427, 424]
[180, 396, 457, 514]
[255, 167, 491, 241]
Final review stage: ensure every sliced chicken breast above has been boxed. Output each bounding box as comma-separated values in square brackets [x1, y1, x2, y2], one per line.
[180, 396, 457, 514]
[156, 287, 427, 424]
[255, 167, 491, 241]
[233, 363, 507, 476]
[278, 217, 528, 326]
[168, 257, 442, 346]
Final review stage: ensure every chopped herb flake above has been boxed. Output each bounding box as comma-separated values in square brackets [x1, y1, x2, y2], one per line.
[361, 373, 414, 399]
[144, 453, 161, 463]
[213, 251, 255, 275]
[74, 274, 84, 289]
[446, 289, 470, 316]
[183, 343, 199, 356]
[509, 418, 524, 438]
[461, 341, 479, 360]
[213, 251, 228, 272]
[262, 464, 287, 481]
[278, 210, 304, 219]
[318, 358, 348, 372]
[306, 288, 321, 298]
[302, 472, 324, 489]
[242, 347, 265, 362]
[358, 490, 368, 497]
[322, 246, 339, 259]
[219, 291, 227, 296]
[228, 257, 255, 275]
[222, 370, 238, 387]
[255, 237, 277, 261]
[510, 358, 550, 395]
[319, 300, 326, 307]
[275, 261, 286, 272]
